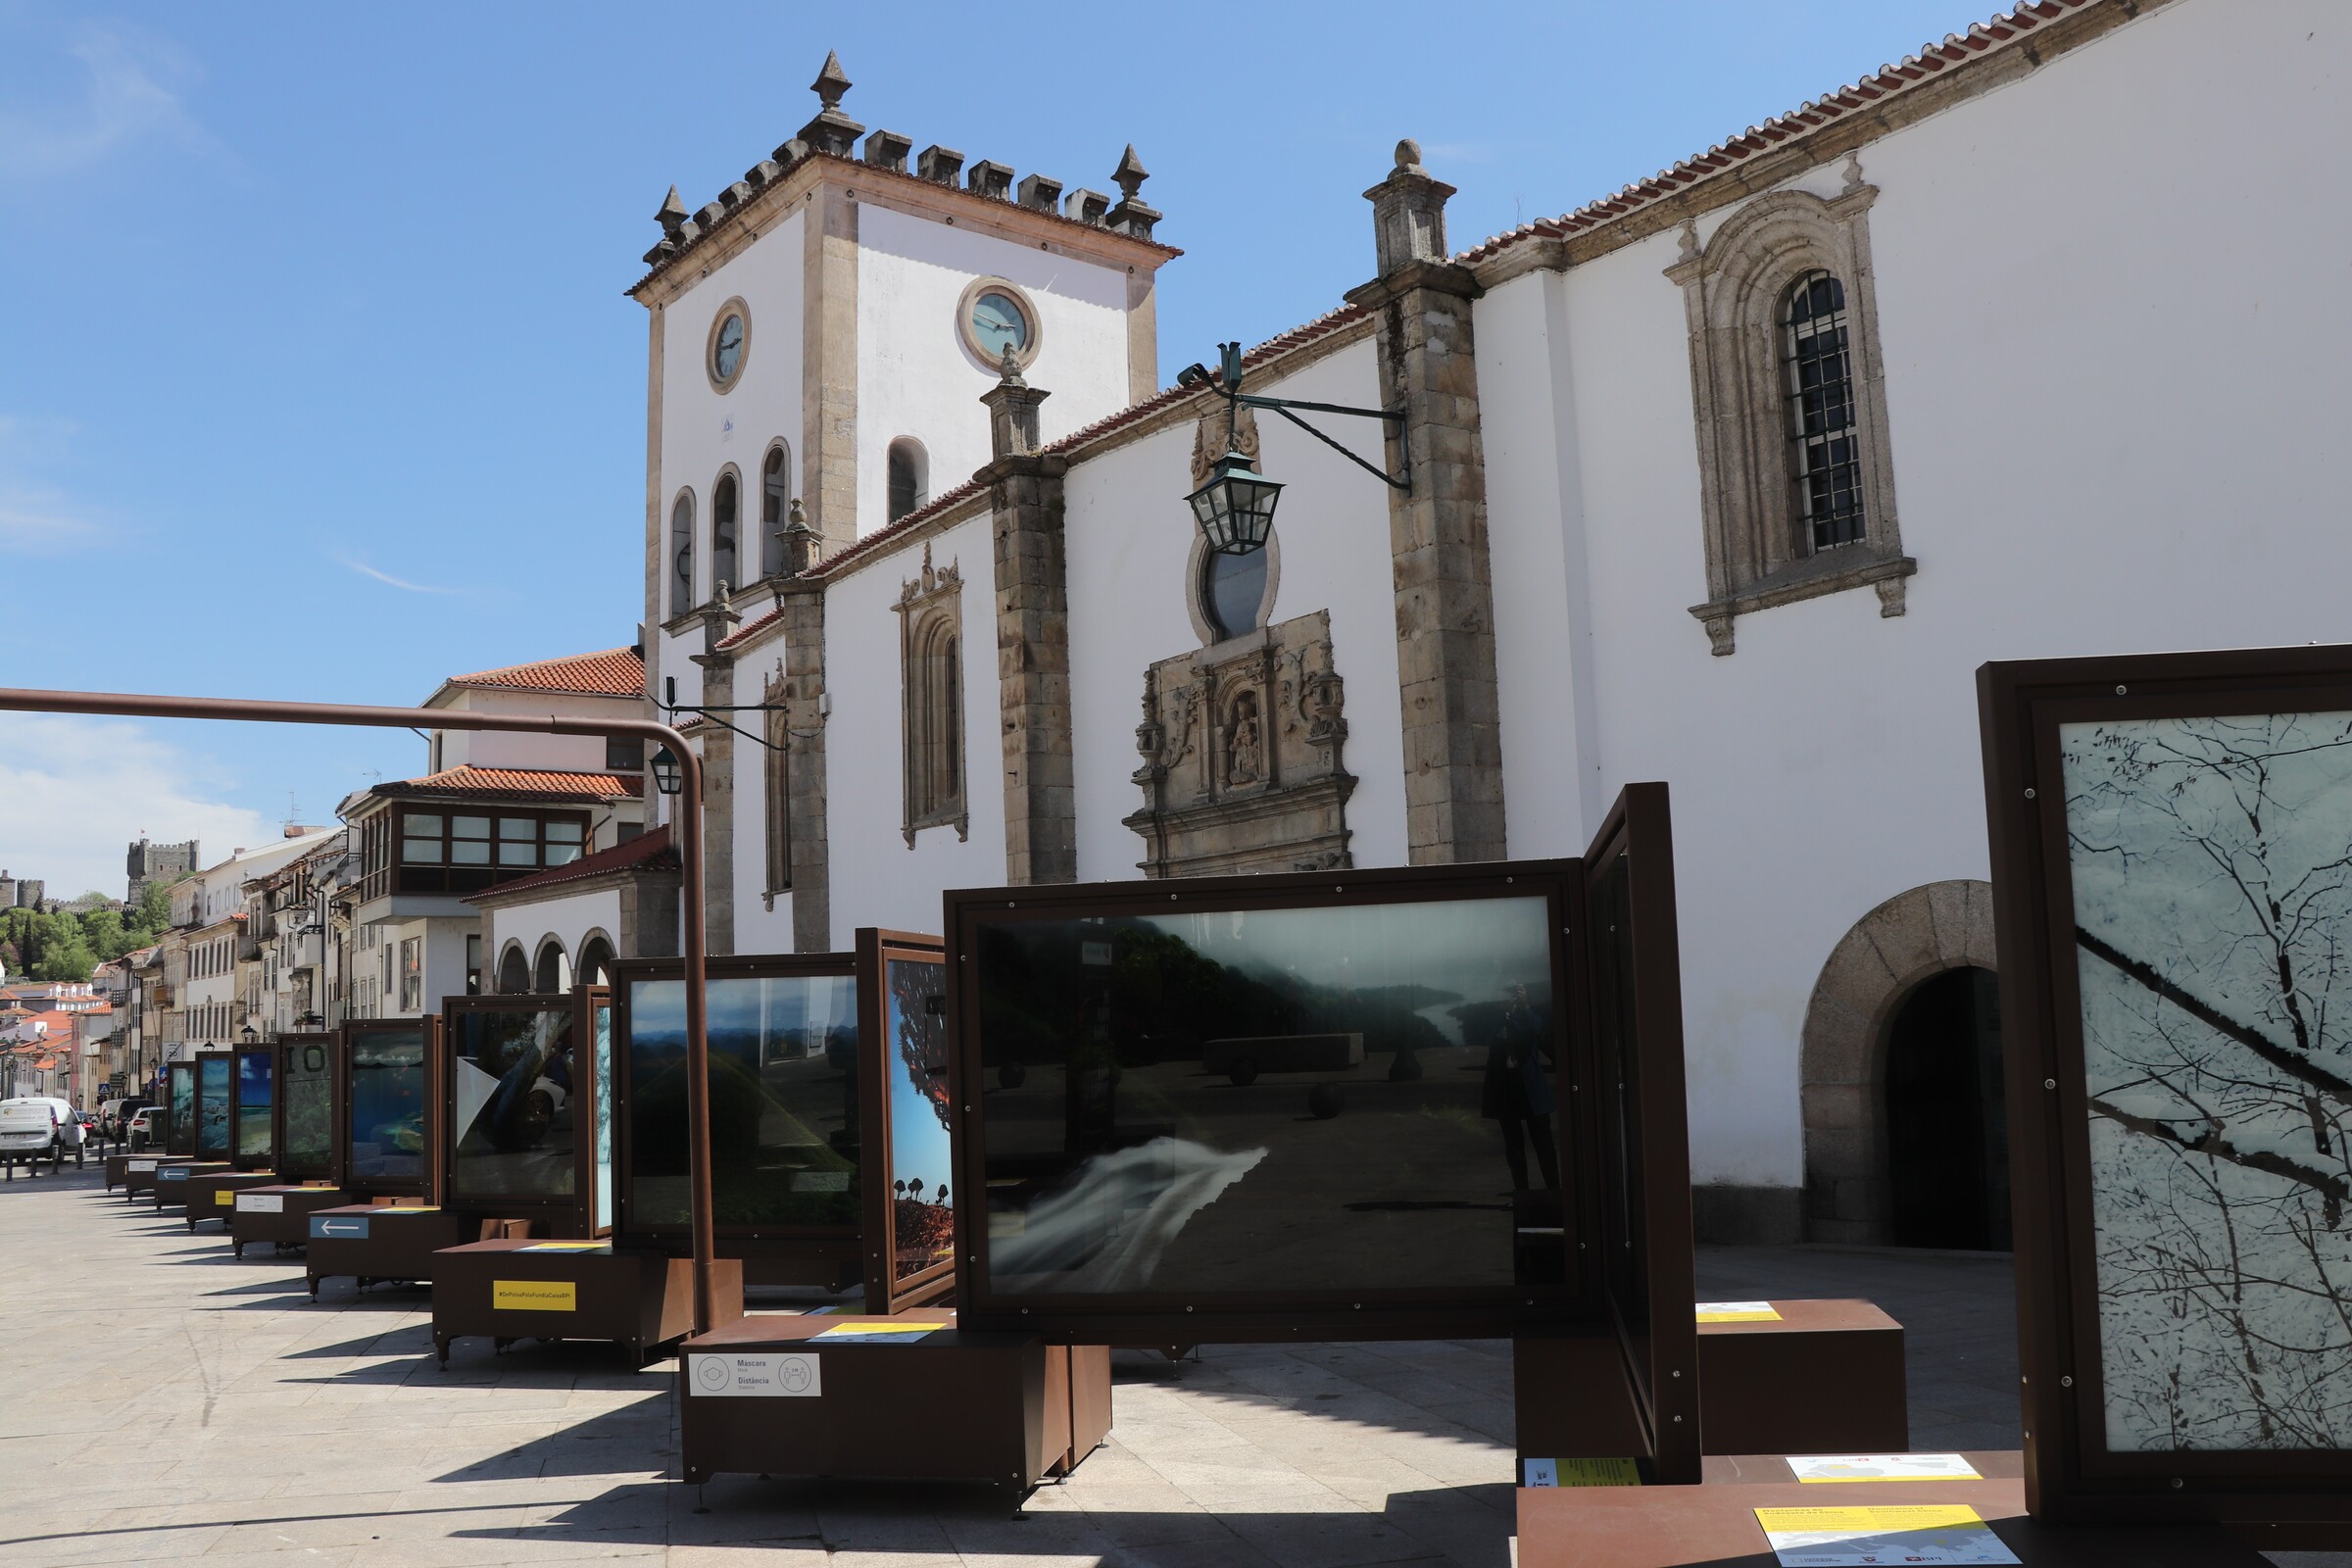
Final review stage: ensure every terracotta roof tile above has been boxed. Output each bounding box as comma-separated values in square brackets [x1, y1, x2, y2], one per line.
[368, 766, 643, 804]
[463, 826, 678, 904]
[442, 648, 645, 699]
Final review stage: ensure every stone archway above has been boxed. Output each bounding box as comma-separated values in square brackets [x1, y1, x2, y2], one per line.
[1800, 879, 1996, 1245]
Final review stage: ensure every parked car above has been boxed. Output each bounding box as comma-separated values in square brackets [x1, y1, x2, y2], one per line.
[126, 1105, 166, 1152]
[0, 1097, 86, 1176]
[98, 1098, 149, 1141]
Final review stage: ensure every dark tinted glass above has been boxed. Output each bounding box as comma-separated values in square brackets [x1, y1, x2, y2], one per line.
[974, 894, 1564, 1298]
[450, 1006, 576, 1201]
[625, 974, 860, 1231]
[1202, 545, 1266, 639]
[168, 1065, 196, 1155]
[886, 958, 953, 1281]
[349, 1029, 427, 1182]
[281, 1039, 333, 1173]
[196, 1055, 232, 1158]
[235, 1049, 273, 1160]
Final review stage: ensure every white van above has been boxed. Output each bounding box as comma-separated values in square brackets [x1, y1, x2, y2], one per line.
[0, 1098, 86, 1176]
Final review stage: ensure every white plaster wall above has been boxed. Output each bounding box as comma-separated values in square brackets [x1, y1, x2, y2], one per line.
[483, 887, 621, 984]
[817, 511, 1004, 943]
[724, 640, 795, 957]
[655, 208, 808, 711]
[1063, 336, 1409, 881]
[1513, 0, 2352, 1189]
[435, 689, 643, 777]
[855, 202, 1136, 541]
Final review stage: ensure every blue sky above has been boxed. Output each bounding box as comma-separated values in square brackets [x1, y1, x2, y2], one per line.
[0, 0, 1978, 899]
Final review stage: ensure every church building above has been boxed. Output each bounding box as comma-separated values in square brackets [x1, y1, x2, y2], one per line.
[612, 0, 2350, 1245]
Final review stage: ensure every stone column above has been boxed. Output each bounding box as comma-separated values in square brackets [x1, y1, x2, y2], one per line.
[1345, 140, 1506, 864]
[689, 591, 741, 956]
[772, 570, 833, 953]
[979, 354, 1076, 885]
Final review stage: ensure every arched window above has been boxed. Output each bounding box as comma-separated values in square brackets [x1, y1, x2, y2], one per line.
[669, 492, 695, 619]
[760, 443, 792, 580]
[895, 545, 966, 842]
[533, 940, 569, 995]
[887, 438, 928, 524]
[763, 687, 791, 900]
[710, 470, 739, 596]
[497, 944, 530, 995]
[575, 934, 614, 989]
[1785, 271, 1864, 553]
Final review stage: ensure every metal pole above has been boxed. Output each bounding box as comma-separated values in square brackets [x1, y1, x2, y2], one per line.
[0, 686, 726, 1333]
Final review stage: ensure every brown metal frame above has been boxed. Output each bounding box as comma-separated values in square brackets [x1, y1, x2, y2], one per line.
[229, 1042, 277, 1170]
[164, 1060, 197, 1157]
[336, 1016, 443, 1202]
[439, 987, 609, 1236]
[275, 1032, 338, 1182]
[0, 687, 723, 1332]
[1981, 648, 2352, 1535]
[855, 928, 955, 1313]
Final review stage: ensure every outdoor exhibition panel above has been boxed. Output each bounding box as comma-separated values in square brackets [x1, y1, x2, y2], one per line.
[677, 1311, 1109, 1496]
[1514, 1451, 2270, 1568]
[429, 1240, 739, 1368]
[163, 1061, 196, 1157]
[121, 1152, 182, 1200]
[184, 1169, 285, 1232]
[151, 1160, 231, 1210]
[193, 1053, 233, 1161]
[947, 783, 1699, 1482]
[274, 1032, 338, 1182]
[439, 989, 610, 1240]
[305, 1202, 472, 1298]
[337, 1019, 439, 1201]
[229, 1043, 276, 1169]
[1980, 647, 2352, 1544]
[230, 1184, 350, 1256]
[612, 935, 946, 1300]
[105, 1152, 152, 1191]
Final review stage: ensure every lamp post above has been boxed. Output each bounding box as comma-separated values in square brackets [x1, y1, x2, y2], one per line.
[1176, 339, 1410, 559]
[0, 686, 725, 1334]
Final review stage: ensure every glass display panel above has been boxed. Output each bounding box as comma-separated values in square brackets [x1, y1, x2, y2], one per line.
[348, 1029, 427, 1182]
[2059, 711, 2352, 1453]
[593, 1001, 613, 1232]
[167, 1064, 196, 1156]
[234, 1049, 274, 1161]
[886, 957, 954, 1281]
[450, 1006, 576, 1201]
[625, 973, 860, 1230]
[196, 1055, 232, 1158]
[281, 1038, 333, 1174]
[974, 895, 1562, 1298]
[1587, 856, 1650, 1402]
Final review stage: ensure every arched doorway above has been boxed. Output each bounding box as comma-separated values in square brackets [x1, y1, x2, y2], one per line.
[497, 944, 530, 995]
[534, 941, 570, 994]
[576, 933, 614, 989]
[1882, 966, 2008, 1250]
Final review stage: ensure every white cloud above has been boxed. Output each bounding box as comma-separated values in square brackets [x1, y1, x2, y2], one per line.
[0, 22, 229, 182]
[0, 713, 276, 903]
[335, 553, 462, 595]
[0, 482, 104, 554]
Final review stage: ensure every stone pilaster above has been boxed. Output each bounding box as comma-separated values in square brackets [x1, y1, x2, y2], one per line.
[1344, 140, 1506, 864]
[689, 591, 741, 956]
[803, 182, 859, 555]
[979, 358, 1076, 885]
[771, 581, 832, 952]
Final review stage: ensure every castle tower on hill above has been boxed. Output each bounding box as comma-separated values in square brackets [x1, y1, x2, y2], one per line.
[630, 51, 1181, 721]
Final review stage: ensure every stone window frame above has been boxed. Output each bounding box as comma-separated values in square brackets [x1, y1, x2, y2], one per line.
[1184, 524, 1282, 649]
[710, 463, 744, 599]
[706, 296, 751, 394]
[756, 440, 794, 584]
[895, 548, 968, 846]
[666, 487, 697, 624]
[761, 665, 791, 901]
[886, 436, 930, 523]
[1667, 169, 1912, 657]
[955, 275, 1043, 372]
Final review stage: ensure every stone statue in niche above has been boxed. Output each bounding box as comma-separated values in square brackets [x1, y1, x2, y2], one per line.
[1126, 609, 1353, 879]
[1226, 692, 1263, 787]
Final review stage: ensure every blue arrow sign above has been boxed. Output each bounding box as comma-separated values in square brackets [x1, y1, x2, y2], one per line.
[309, 1216, 369, 1240]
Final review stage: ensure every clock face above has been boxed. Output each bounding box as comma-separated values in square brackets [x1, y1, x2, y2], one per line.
[712, 313, 745, 382]
[969, 292, 1029, 360]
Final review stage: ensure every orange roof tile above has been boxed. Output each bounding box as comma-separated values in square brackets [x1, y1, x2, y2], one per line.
[441, 648, 645, 700]
[369, 766, 642, 804]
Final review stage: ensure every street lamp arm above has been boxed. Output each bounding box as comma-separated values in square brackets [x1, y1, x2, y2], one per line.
[1250, 399, 1412, 493]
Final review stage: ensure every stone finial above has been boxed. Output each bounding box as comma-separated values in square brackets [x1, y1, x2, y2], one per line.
[980, 352, 1050, 460]
[863, 129, 912, 173]
[1362, 137, 1456, 277]
[1062, 188, 1109, 226]
[1106, 145, 1160, 241]
[1016, 173, 1063, 213]
[917, 144, 964, 185]
[781, 498, 821, 577]
[967, 160, 1014, 201]
[797, 51, 863, 157]
[810, 50, 851, 111]
[656, 185, 689, 233]
[701, 580, 743, 657]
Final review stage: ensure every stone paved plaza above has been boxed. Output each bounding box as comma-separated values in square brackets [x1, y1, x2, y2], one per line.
[2, 1166, 2338, 1567]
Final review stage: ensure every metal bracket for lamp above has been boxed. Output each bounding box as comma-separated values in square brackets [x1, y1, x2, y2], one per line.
[1177, 341, 1408, 557]
[660, 676, 788, 754]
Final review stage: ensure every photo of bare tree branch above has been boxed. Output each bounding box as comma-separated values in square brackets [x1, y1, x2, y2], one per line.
[2061, 713, 2352, 1452]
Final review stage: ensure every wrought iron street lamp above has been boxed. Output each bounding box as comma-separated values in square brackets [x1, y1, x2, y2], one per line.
[1176, 340, 1410, 560]
[651, 745, 684, 796]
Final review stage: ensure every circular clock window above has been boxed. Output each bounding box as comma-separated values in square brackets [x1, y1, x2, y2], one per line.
[956, 277, 1041, 369]
[707, 298, 751, 392]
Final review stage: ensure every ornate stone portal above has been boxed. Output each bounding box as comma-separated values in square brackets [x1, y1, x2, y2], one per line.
[1125, 610, 1353, 878]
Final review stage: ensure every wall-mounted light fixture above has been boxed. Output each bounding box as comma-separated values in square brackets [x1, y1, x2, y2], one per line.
[1178, 341, 1409, 559]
